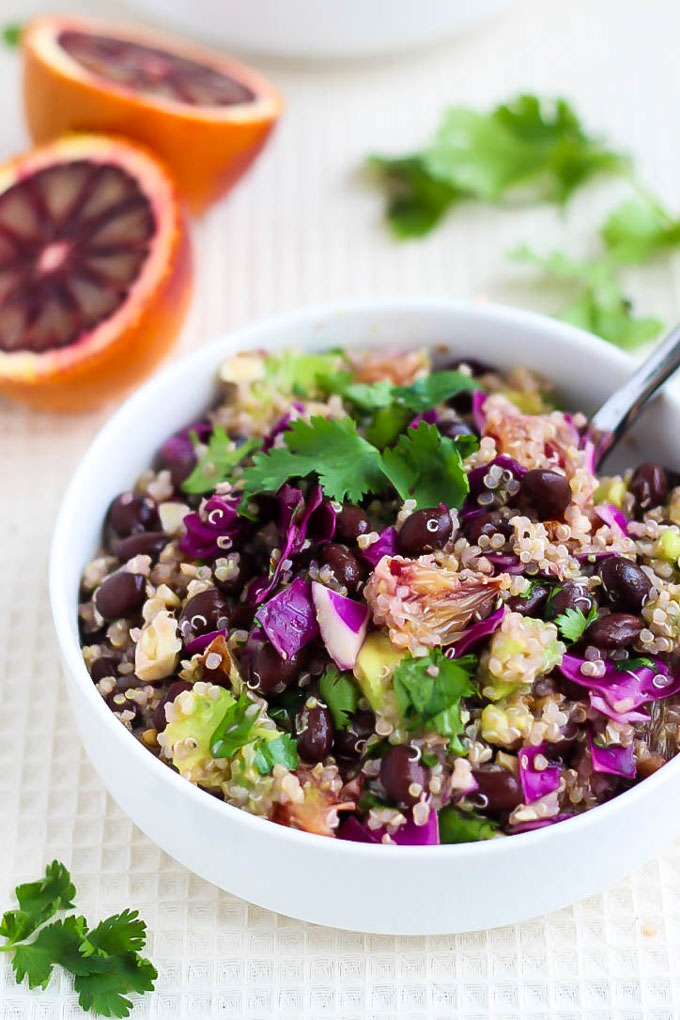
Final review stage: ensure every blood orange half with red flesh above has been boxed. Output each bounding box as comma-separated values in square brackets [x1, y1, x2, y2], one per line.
[0, 134, 191, 411]
[23, 16, 283, 214]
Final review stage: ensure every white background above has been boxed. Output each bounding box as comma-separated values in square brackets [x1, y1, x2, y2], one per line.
[2, 0, 680, 1016]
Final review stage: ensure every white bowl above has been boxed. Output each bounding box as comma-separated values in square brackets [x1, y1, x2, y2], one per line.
[126, 0, 514, 61]
[50, 298, 680, 935]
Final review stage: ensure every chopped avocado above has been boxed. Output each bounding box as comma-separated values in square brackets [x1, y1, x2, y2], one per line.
[499, 387, 554, 415]
[439, 806, 499, 843]
[353, 632, 405, 710]
[655, 529, 680, 565]
[482, 615, 564, 701]
[159, 683, 234, 786]
[594, 476, 627, 508]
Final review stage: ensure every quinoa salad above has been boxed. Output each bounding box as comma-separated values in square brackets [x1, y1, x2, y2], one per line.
[78, 346, 680, 845]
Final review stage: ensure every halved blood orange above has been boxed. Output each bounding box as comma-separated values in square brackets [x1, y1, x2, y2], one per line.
[22, 16, 283, 214]
[0, 133, 191, 411]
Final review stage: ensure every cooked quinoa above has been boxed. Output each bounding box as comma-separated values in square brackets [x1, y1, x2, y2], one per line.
[78, 346, 680, 845]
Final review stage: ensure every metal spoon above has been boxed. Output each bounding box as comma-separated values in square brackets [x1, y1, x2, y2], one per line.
[589, 322, 680, 469]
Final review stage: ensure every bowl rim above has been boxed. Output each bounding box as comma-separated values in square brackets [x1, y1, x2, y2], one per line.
[49, 294, 680, 859]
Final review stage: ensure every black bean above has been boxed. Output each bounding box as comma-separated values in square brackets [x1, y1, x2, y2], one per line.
[156, 432, 198, 489]
[471, 768, 522, 816]
[178, 588, 230, 644]
[106, 492, 157, 539]
[106, 691, 144, 727]
[90, 656, 119, 682]
[296, 703, 334, 762]
[519, 469, 571, 519]
[116, 531, 169, 563]
[335, 505, 371, 543]
[585, 612, 642, 649]
[506, 582, 551, 617]
[398, 505, 452, 557]
[153, 680, 192, 732]
[599, 556, 651, 612]
[320, 543, 364, 592]
[95, 572, 145, 621]
[545, 581, 593, 620]
[437, 419, 476, 442]
[333, 709, 375, 759]
[630, 462, 668, 512]
[213, 552, 256, 596]
[380, 745, 428, 808]
[244, 638, 306, 696]
[463, 510, 513, 546]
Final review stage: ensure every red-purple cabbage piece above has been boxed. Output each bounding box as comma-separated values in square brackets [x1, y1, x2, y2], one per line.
[510, 813, 572, 833]
[448, 607, 506, 658]
[311, 582, 369, 671]
[593, 504, 629, 537]
[471, 390, 487, 433]
[517, 744, 562, 804]
[581, 438, 596, 474]
[256, 577, 319, 659]
[558, 654, 680, 712]
[485, 553, 525, 574]
[338, 816, 380, 844]
[459, 504, 487, 523]
[180, 494, 243, 560]
[251, 484, 336, 605]
[588, 731, 636, 778]
[589, 693, 649, 725]
[359, 526, 398, 567]
[467, 455, 527, 499]
[408, 408, 439, 430]
[263, 402, 305, 452]
[184, 628, 228, 655]
[338, 811, 440, 845]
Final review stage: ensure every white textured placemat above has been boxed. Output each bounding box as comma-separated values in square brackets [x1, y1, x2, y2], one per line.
[3, 0, 680, 1015]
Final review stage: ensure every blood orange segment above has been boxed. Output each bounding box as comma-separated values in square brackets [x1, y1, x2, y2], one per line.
[23, 17, 283, 214]
[0, 134, 191, 411]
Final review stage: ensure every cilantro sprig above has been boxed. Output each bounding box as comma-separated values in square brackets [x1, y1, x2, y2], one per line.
[1, 861, 156, 1017]
[392, 650, 477, 752]
[368, 94, 626, 238]
[181, 429, 261, 495]
[554, 604, 599, 643]
[319, 667, 359, 731]
[240, 417, 469, 511]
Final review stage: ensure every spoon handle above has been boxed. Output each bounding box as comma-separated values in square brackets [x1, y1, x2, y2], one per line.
[590, 322, 680, 467]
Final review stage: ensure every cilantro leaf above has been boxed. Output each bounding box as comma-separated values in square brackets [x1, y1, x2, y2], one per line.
[264, 350, 346, 397]
[319, 667, 358, 731]
[366, 154, 462, 238]
[424, 95, 626, 205]
[554, 604, 599, 643]
[615, 656, 657, 672]
[393, 370, 479, 412]
[74, 953, 157, 1019]
[381, 422, 469, 510]
[241, 415, 386, 504]
[254, 734, 299, 775]
[439, 806, 498, 843]
[181, 429, 261, 495]
[601, 194, 680, 265]
[81, 910, 147, 958]
[511, 245, 663, 349]
[2, 23, 22, 47]
[210, 691, 262, 758]
[11, 915, 91, 989]
[392, 650, 476, 750]
[1, 860, 76, 945]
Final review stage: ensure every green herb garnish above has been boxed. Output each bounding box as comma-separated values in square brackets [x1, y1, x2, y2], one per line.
[1, 861, 156, 1017]
[438, 806, 499, 843]
[554, 604, 599, 643]
[2, 23, 22, 47]
[511, 246, 663, 349]
[254, 734, 299, 774]
[319, 667, 359, 731]
[614, 656, 657, 672]
[368, 94, 626, 238]
[210, 691, 262, 758]
[601, 193, 680, 265]
[392, 650, 476, 752]
[181, 428, 261, 495]
[241, 418, 469, 512]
